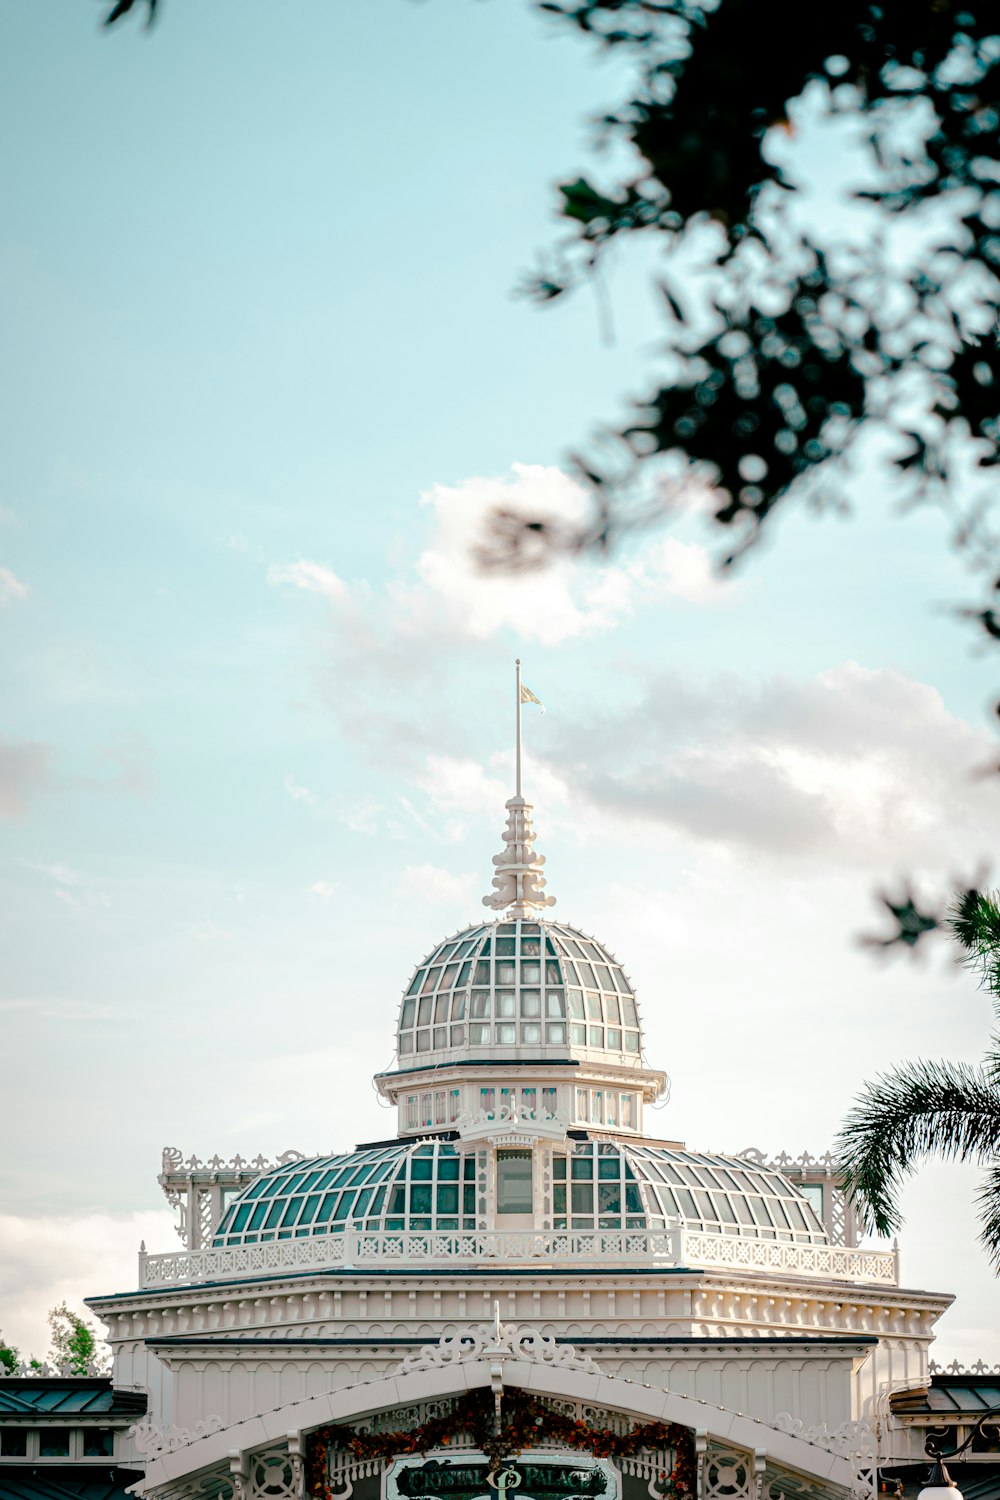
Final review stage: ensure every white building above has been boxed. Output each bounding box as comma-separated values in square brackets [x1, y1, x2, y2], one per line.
[3, 762, 987, 1500]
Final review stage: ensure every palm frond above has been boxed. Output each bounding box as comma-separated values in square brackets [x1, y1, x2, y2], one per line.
[950, 888, 1000, 997]
[976, 1165, 1000, 1273]
[835, 1058, 1000, 1237]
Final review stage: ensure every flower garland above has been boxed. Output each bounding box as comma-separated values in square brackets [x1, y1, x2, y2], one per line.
[306, 1389, 695, 1500]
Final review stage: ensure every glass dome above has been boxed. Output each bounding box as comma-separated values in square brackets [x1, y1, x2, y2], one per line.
[395, 918, 643, 1067]
[212, 1140, 826, 1247]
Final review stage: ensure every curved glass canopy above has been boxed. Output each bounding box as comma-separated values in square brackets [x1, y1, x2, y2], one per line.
[212, 1140, 825, 1247]
[395, 918, 642, 1066]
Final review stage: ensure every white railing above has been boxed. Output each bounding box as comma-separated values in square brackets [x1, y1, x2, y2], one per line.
[138, 1225, 898, 1289]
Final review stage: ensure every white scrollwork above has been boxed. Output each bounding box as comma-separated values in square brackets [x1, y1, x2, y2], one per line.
[773, 1417, 874, 1499]
[395, 1321, 599, 1375]
[140, 1223, 897, 1287]
[929, 1358, 1000, 1376]
[705, 1448, 755, 1500]
[129, 1413, 225, 1457]
[247, 1447, 297, 1499]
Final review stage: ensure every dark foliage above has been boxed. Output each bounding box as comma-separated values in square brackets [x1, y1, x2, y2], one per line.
[102, 0, 156, 24]
[518, 1, 998, 587]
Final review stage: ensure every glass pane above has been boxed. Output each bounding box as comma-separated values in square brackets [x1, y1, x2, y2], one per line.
[496, 937, 516, 956]
[497, 1022, 516, 1043]
[571, 1182, 594, 1214]
[469, 1023, 490, 1044]
[598, 1182, 622, 1214]
[606, 1027, 621, 1050]
[451, 994, 466, 1020]
[522, 963, 541, 983]
[434, 996, 449, 1023]
[417, 997, 432, 1027]
[411, 1184, 432, 1213]
[442, 964, 460, 988]
[416, 1031, 431, 1051]
[496, 990, 516, 1017]
[586, 992, 602, 1020]
[496, 1151, 533, 1214]
[497, 962, 516, 985]
[399, 1033, 414, 1054]
[471, 991, 491, 1018]
[474, 961, 491, 984]
[450, 1025, 465, 1045]
[433, 1027, 448, 1048]
[546, 990, 565, 1016]
[546, 962, 562, 984]
[571, 1154, 594, 1179]
[589, 1026, 605, 1048]
[520, 989, 541, 1017]
[604, 994, 621, 1025]
[40, 1430, 72, 1458]
[1, 1431, 28, 1457]
[521, 1022, 542, 1043]
[624, 1031, 640, 1053]
[546, 1023, 566, 1043]
[622, 997, 639, 1025]
[436, 1184, 459, 1214]
[438, 1156, 460, 1180]
[799, 1182, 824, 1219]
[401, 999, 415, 1027]
[571, 1023, 586, 1045]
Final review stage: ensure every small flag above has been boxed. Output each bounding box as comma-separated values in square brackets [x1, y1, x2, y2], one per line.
[520, 683, 545, 713]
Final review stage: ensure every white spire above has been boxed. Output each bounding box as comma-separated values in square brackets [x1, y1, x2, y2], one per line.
[482, 661, 555, 917]
[482, 795, 556, 916]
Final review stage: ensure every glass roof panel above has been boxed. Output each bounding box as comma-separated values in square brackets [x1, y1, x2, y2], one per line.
[395, 920, 641, 1067]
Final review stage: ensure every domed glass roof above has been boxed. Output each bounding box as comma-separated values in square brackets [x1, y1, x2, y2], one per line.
[212, 1140, 826, 1247]
[395, 917, 642, 1067]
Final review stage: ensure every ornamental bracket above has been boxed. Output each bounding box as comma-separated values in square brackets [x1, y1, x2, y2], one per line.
[393, 1309, 600, 1377]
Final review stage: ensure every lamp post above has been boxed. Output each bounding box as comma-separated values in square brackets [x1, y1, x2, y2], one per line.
[917, 1408, 1000, 1500]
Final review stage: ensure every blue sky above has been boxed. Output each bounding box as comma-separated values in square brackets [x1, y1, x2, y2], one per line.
[1, 1, 999, 1360]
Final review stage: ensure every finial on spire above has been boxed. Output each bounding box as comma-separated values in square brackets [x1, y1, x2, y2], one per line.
[483, 662, 554, 917]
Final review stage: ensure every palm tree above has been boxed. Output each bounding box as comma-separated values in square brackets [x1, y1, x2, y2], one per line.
[836, 889, 1000, 1268]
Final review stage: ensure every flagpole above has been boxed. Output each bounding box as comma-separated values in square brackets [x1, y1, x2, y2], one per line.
[515, 658, 522, 799]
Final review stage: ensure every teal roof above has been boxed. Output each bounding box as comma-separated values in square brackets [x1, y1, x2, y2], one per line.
[212, 1138, 826, 1247]
[0, 1472, 138, 1500]
[0, 1382, 145, 1419]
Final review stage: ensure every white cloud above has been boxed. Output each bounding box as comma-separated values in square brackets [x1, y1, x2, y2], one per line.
[0, 565, 27, 606]
[268, 464, 723, 655]
[269, 559, 349, 602]
[309, 881, 337, 899]
[0, 1209, 175, 1356]
[565, 662, 1000, 868]
[397, 863, 478, 906]
[283, 771, 319, 806]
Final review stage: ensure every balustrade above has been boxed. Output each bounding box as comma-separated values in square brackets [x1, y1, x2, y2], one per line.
[137, 1224, 898, 1289]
